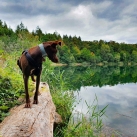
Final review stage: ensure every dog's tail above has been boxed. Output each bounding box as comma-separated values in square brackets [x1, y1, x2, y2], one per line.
[17, 58, 22, 71]
[17, 51, 26, 71]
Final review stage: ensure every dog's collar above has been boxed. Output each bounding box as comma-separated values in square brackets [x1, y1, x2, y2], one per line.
[38, 43, 47, 57]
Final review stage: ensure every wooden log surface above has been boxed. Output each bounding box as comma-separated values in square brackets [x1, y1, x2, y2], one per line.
[0, 82, 62, 137]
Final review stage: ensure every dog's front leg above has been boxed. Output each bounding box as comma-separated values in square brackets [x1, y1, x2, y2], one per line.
[33, 74, 40, 104]
[23, 75, 31, 108]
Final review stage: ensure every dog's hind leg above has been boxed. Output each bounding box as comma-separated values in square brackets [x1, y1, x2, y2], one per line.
[33, 74, 41, 104]
[31, 75, 36, 82]
[23, 75, 31, 108]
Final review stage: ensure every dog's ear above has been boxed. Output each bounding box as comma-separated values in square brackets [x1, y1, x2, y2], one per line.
[51, 41, 62, 48]
[58, 41, 62, 46]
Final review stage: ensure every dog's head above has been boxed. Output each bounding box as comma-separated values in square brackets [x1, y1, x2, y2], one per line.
[43, 41, 62, 63]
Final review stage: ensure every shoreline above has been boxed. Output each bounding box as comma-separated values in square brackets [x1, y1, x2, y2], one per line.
[51, 62, 137, 67]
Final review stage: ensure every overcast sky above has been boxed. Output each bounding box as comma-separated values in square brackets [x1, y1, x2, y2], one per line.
[0, 0, 137, 43]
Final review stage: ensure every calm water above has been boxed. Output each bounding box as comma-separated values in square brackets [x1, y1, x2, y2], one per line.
[53, 65, 137, 136]
[74, 84, 137, 136]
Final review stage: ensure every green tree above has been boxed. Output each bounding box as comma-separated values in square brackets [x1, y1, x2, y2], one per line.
[58, 45, 75, 64]
[15, 22, 28, 34]
[80, 48, 92, 62]
[34, 26, 43, 41]
[89, 41, 99, 54]
[120, 50, 129, 63]
[71, 46, 81, 62]
[131, 50, 137, 62]
[0, 20, 14, 36]
[114, 53, 120, 63]
[100, 43, 111, 61]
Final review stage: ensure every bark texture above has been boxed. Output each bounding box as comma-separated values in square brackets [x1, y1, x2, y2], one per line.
[0, 82, 62, 137]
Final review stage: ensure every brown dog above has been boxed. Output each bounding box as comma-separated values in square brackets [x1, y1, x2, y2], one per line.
[17, 41, 61, 108]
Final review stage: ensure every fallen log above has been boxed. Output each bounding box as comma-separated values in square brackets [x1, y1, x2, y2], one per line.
[0, 82, 62, 137]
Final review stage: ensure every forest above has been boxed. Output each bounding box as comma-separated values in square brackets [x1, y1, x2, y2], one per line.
[0, 19, 137, 65]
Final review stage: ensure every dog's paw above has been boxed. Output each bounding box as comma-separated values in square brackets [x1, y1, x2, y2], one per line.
[33, 100, 38, 104]
[25, 103, 31, 108]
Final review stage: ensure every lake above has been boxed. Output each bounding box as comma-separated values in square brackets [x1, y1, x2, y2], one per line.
[53, 65, 137, 136]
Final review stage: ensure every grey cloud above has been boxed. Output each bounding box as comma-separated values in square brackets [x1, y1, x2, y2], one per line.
[95, 0, 126, 21]
[0, 0, 137, 43]
[0, 0, 66, 16]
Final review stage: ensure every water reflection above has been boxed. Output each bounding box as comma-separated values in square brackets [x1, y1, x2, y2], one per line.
[74, 84, 137, 136]
[52, 65, 137, 136]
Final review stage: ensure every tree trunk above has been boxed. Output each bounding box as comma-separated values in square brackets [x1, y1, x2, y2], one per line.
[0, 82, 62, 137]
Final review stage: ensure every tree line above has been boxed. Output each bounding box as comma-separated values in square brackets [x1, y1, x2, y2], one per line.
[0, 19, 137, 64]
